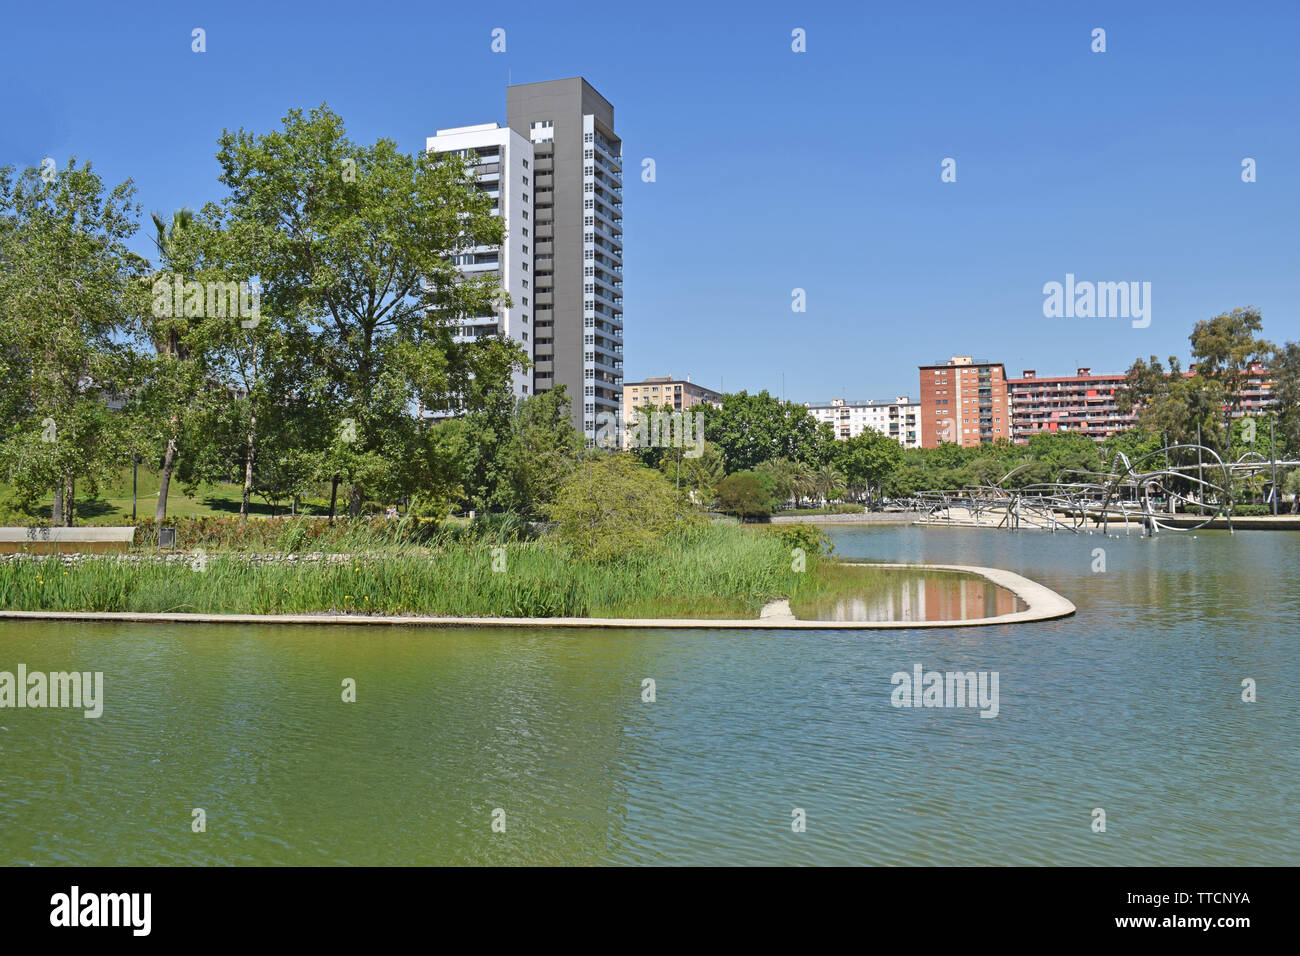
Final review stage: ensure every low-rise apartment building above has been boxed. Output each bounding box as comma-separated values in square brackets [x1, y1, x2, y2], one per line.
[1007, 367, 1136, 443]
[620, 375, 722, 449]
[803, 397, 921, 448]
[623, 376, 722, 416]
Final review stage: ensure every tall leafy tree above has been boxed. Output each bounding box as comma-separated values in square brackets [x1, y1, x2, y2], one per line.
[1267, 341, 1300, 458]
[1190, 307, 1273, 415]
[810, 464, 847, 505]
[832, 429, 903, 502]
[1118, 355, 1226, 451]
[0, 159, 141, 524]
[149, 211, 313, 518]
[703, 390, 833, 472]
[208, 104, 527, 515]
[431, 384, 582, 517]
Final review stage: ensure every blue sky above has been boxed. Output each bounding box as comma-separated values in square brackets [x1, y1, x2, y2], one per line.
[3, 0, 1297, 401]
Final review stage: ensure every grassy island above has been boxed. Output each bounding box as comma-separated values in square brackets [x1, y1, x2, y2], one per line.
[0, 520, 847, 619]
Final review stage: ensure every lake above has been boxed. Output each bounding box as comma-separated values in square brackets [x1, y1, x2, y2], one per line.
[1, 525, 1295, 865]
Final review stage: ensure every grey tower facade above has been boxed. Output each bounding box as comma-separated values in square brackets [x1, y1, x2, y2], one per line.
[507, 78, 624, 441]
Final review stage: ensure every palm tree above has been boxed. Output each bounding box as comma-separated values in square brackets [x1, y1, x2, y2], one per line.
[147, 208, 195, 521]
[149, 209, 194, 357]
[812, 465, 847, 507]
[788, 461, 816, 508]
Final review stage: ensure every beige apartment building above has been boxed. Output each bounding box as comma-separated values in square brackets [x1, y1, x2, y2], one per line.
[621, 376, 722, 447]
[623, 376, 722, 415]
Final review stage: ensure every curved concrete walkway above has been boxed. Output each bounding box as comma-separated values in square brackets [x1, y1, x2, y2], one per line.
[0, 562, 1073, 630]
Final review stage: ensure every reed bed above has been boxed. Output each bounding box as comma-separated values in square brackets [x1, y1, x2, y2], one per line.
[0, 523, 829, 619]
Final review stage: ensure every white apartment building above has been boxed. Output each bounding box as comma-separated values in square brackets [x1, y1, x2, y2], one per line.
[424, 122, 534, 403]
[803, 396, 921, 448]
[427, 79, 623, 441]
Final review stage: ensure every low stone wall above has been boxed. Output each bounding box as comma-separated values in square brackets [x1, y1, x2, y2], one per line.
[0, 527, 135, 555]
[1151, 514, 1300, 531]
[770, 512, 925, 525]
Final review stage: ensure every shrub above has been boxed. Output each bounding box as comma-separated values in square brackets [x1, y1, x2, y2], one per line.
[765, 523, 834, 558]
[778, 503, 862, 516]
[716, 471, 774, 520]
[546, 455, 698, 562]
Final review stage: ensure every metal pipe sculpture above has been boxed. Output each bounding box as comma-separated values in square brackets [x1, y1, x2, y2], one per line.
[907, 443, 1299, 536]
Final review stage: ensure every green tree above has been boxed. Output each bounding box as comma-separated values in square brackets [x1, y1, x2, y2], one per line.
[207, 104, 526, 515]
[659, 441, 725, 503]
[496, 386, 584, 516]
[832, 429, 902, 503]
[1119, 355, 1226, 451]
[627, 402, 682, 470]
[431, 383, 582, 518]
[716, 470, 776, 520]
[704, 390, 832, 472]
[754, 458, 800, 508]
[0, 159, 142, 524]
[1020, 432, 1102, 483]
[1190, 307, 1273, 415]
[1269, 341, 1300, 458]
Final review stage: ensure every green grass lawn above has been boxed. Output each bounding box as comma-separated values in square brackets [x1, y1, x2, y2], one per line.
[1, 467, 335, 522]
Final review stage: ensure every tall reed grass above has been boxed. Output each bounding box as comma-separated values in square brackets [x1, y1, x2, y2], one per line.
[0, 523, 826, 619]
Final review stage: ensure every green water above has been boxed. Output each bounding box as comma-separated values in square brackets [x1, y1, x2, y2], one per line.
[1, 526, 1296, 865]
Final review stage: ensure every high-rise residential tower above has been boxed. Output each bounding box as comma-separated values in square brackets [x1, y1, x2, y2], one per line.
[506, 78, 624, 441]
[425, 122, 535, 404]
[919, 356, 1010, 447]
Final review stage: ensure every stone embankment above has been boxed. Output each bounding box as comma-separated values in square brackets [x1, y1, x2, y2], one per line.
[769, 512, 926, 525]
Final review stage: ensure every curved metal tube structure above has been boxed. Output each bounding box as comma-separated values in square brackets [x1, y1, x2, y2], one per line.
[906, 443, 1299, 535]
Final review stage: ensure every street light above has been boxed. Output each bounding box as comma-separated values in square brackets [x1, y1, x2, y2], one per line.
[1270, 416, 1279, 516]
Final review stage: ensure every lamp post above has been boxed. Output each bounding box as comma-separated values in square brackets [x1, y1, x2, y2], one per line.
[132, 454, 139, 522]
[1270, 416, 1279, 516]
[1196, 423, 1203, 508]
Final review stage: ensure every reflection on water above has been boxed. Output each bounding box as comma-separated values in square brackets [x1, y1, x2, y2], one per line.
[800, 571, 1028, 622]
